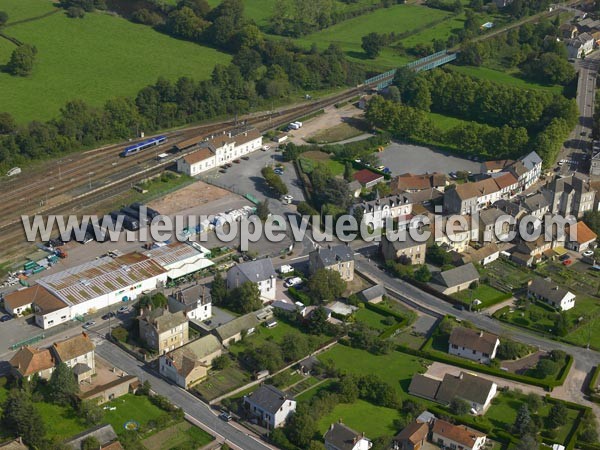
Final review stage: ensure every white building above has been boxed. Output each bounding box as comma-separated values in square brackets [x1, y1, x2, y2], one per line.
[145, 242, 213, 281]
[528, 277, 576, 311]
[324, 422, 372, 450]
[52, 332, 96, 383]
[352, 194, 413, 229]
[449, 327, 500, 364]
[33, 254, 167, 329]
[176, 128, 262, 176]
[227, 259, 277, 302]
[566, 32, 595, 58]
[168, 284, 212, 321]
[243, 385, 296, 429]
[432, 420, 487, 450]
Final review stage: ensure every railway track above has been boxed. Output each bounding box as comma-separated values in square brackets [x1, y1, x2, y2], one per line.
[0, 85, 364, 258]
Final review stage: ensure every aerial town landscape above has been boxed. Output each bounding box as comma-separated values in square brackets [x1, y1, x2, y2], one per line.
[5, 0, 600, 449]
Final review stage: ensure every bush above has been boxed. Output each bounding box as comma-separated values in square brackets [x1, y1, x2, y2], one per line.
[111, 326, 128, 343]
[66, 6, 85, 18]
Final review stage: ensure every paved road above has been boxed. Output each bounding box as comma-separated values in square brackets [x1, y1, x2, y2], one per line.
[95, 340, 273, 450]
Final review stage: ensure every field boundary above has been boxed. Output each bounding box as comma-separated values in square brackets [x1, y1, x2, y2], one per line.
[4, 9, 61, 29]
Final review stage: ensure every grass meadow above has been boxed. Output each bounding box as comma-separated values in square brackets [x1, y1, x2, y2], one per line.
[0, 3, 230, 123]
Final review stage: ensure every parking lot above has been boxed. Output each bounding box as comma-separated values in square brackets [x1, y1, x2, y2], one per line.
[378, 142, 481, 175]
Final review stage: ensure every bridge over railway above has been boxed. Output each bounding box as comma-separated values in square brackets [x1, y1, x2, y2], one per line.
[364, 50, 458, 90]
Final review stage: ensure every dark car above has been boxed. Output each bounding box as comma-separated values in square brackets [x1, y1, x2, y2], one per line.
[102, 312, 116, 320]
[559, 253, 571, 262]
[219, 412, 232, 422]
[0, 315, 11, 322]
[453, 304, 464, 311]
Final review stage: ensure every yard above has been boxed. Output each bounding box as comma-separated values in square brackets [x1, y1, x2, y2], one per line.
[427, 112, 471, 131]
[103, 394, 169, 436]
[0, 2, 231, 122]
[194, 363, 251, 402]
[298, 151, 346, 176]
[452, 284, 511, 310]
[316, 344, 430, 398]
[354, 307, 393, 331]
[140, 420, 214, 450]
[317, 399, 402, 439]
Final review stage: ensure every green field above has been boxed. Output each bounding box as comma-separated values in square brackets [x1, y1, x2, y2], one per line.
[317, 399, 401, 439]
[354, 307, 393, 331]
[452, 284, 510, 310]
[288, 4, 453, 69]
[103, 393, 167, 435]
[448, 64, 563, 94]
[427, 112, 470, 131]
[2, 0, 56, 23]
[0, 2, 231, 123]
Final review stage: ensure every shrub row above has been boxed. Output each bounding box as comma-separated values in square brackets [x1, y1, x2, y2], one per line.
[587, 365, 600, 403]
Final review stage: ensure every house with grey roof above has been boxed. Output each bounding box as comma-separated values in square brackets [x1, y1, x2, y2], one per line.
[243, 384, 296, 429]
[168, 284, 211, 322]
[357, 284, 386, 304]
[213, 309, 265, 346]
[430, 263, 479, 295]
[309, 244, 355, 281]
[478, 208, 510, 243]
[409, 372, 497, 414]
[544, 174, 596, 218]
[138, 306, 189, 354]
[227, 258, 276, 301]
[351, 194, 413, 229]
[528, 277, 576, 311]
[522, 192, 551, 219]
[380, 232, 426, 265]
[324, 421, 372, 450]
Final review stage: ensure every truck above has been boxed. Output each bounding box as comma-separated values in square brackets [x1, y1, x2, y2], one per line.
[121, 206, 148, 224]
[130, 202, 161, 220]
[109, 211, 140, 232]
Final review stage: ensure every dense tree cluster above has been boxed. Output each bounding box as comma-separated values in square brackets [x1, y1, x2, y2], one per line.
[6, 44, 38, 77]
[262, 166, 289, 195]
[213, 280, 263, 314]
[307, 268, 347, 303]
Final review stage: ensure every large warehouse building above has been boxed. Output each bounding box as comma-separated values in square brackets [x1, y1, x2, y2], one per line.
[4, 242, 215, 330]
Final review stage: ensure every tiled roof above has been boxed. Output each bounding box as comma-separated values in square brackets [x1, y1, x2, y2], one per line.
[409, 373, 441, 400]
[52, 332, 95, 362]
[493, 172, 518, 189]
[436, 372, 496, 405]
[324, 422, 367, 450]
[214, 312, 260, 341]
[393, 173, 446, 192]
[182, 147, 214, 165]
[4, 285, 54, 310]
[139, 307, 187, 333]
[449, 326, 498, 355]
[354, 169, 384, 185]
[434, 263, 479, 288]
[9, 346, 54, 377]
[529, 277, 573, 304]
[394, 421, 429, 445]
[571, 221, 597, 244]
[229, 259, 276, 283]
[311, 244, 354, 266]
[166, 335, 222, 377]
[432, 419, 486, 448]
[483, 159, 514, 171]
[452, 178, 501, 201]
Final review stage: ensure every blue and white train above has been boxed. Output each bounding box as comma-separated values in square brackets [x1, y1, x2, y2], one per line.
[120, 135, 167, 157]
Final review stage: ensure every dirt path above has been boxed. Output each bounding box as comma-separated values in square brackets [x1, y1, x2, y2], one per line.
[148, 180, 231, 216]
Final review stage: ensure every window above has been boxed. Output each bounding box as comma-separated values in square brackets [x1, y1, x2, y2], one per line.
[452, 344, 458, 349]
[473, 349, 477, 354]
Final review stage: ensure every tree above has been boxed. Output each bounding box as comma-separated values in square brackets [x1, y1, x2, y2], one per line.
[226, 281, 262, 313]
[211, 272, 227, 306]
[0, 112, 16, 134]
[449, 398, 470, 415]
[212, 354, 231, 370]
[547, 402, 568, 428]
[1, 390, 46, 448]
[307, 268, 347, 303]
[66, 6, 85, 18]
[307, 306, 330, 335]
[343, 161, 354, 181]
[82, 436, 101, 450]
[515, 434, 538, 450]
[335, 375, 359, 403]
[79, 400, 104, 426]
[0, 11, 9, 26]
[526, 393, 543, 413]
[361, 32, 385, 58]
[6, 44, 38, 77]
[513, 404, 532, 436]
[535, 358, 558, 378]
[48, 362, 79, 405]
[414, 265, 431, 282]
[281, 333, 310, 362]
[284, 404, 317, 448]
[256, 200, 270, 221]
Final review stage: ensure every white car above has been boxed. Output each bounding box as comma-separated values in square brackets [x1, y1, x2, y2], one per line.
[6, 167, 21, 177]
[279, 264, 294, 274]
[583, 250, 594, 257]
[284, 277, 303, 288]
[282, 194, 293, 204]
[262, 145, 271, 151]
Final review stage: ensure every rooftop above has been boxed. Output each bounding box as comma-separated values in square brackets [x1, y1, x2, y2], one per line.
[9, 346, 54, 377]
[529, 277, 573, 303]
[166, 335, 222, 377]
[311, 244, 354, 266]
[432, 419, 486, 448]
[228, 258, 276, 283]
[353, 169, 384, 186]
[145, 241, 211, 269]
[433, 263, 479, 289]
[436, 372, 496, 405]
[324, 422, 368, 450]
[449, 326, 499, 354]
[4, 285, 56, 310]
[182, 147, 214, 165]
[139, 307, 188, 332]
[214, 311, 261, 341]
[65, 424, 118, 450]
[38, 254, 166, 306]
[394, 420, 429, 445]
[244, 384, 294, 414]
[53, 332, 95, 362]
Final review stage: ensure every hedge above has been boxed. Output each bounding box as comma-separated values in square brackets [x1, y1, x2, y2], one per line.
[397, 341, 572, 391]
[587, 365, 600, 403]
[287, 286, 312, 305]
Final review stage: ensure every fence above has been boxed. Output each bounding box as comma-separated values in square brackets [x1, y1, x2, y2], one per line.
[10, 333, 45, 350]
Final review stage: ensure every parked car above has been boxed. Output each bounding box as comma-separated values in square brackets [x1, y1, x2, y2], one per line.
[219, 412, 232, 422]
[583, 250, 594, 257]
[284, 277, 302, 288]
[117, 306, 129, 314]
[559, 253, 571, 261]
[562, 259, 572, 266]
[0, 315, 11, 322]
[83, 321, 96, 329]
[274, 168, 284, 175]
[102, 312, 116, 320]
[226, 163, 233, 168]
[242, 156, 250, 160]
[282, 194, 293, 204]
[234, 159, 241, 163]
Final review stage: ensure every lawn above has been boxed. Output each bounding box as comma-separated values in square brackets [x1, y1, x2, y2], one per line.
[317, 399, 402, 439]
[354, 307, 393, 331]
[141, 420, 214, 450]
[288, 4, 454, 69]
[35, 401, 87, 441]
[299, 151, 346, 176]
[2, 0, 56, 23]
[316, 344, 429, 398]
[0, 7, 231, 123]
[452, 284, 510, 310]
[447, 64, 563, 94]
[103, 393, 167, 435]
[427, 112, 470, 131]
